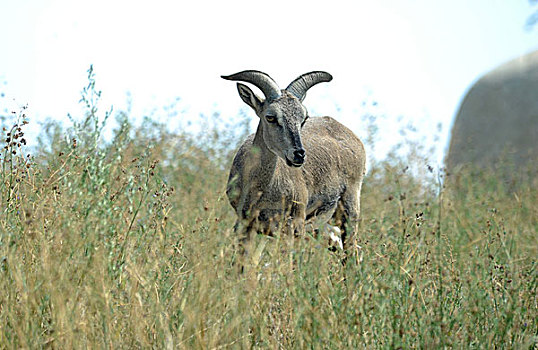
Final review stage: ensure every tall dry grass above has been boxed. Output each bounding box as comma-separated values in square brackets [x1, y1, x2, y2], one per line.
[0, 69, 536, 348]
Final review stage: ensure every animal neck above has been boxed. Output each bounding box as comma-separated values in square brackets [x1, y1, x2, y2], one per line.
[249, 122, 278, 187]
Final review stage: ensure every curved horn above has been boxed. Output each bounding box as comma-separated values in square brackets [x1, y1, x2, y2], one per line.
[285, 71, 333, 101]
[221, 70, 281, 101]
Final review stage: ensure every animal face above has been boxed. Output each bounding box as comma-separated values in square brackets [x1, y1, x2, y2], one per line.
[260, 92, 308, 167]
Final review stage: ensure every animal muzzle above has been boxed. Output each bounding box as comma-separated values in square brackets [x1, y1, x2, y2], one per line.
[286, 148, 306, 167]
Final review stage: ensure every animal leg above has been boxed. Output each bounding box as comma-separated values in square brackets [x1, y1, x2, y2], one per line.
[335, 186, 361, 263]
[233, 219, 257, 272]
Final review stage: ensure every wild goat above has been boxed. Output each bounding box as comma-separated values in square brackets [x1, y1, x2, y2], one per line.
[222, 70, 366, 256]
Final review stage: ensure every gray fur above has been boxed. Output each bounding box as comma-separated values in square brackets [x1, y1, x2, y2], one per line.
[222, 71, 366, 254]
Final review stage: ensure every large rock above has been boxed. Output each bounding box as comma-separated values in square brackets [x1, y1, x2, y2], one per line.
[446, 51, 538, 172]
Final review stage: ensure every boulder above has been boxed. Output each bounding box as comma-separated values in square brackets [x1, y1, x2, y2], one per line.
[446, 51, 538, 173]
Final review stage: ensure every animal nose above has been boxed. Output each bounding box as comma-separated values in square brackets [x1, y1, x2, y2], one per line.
[293, 149, 306, 163]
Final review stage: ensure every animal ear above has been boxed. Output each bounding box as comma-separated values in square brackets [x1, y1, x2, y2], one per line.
[237, 83, 263, 113]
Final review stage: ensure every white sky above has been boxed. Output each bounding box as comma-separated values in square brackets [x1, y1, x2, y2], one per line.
[1, 0, 538, 165]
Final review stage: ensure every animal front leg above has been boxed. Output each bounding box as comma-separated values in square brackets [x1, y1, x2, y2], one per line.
[233, 218, 257, 272]
[289, 198, 307, 237]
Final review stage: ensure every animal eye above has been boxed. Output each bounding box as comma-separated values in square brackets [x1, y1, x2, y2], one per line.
[265, 115, 277, 123]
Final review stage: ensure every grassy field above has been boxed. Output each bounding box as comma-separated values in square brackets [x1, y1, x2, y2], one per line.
[0, 74, 536, 348]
